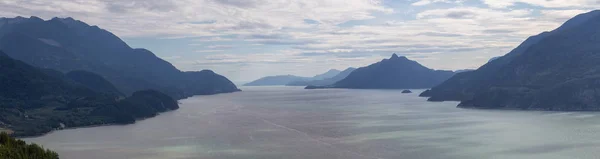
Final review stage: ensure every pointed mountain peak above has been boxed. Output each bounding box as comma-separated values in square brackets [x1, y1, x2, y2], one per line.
[29, 16, 43, 21]
[389, 53, 408, 61]
[326, 69, 341, 73]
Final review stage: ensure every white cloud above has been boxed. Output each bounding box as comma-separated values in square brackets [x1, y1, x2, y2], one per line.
[0, 0, 392, 37]
[412, 0, 465, 6]
[482, 0, 599, 8]
[539, 9, 593, 22]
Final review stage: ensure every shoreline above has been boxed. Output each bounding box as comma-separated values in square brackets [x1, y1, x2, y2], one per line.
[16, 91, 242, 138]
[19, 110, 176, 139]
[19, 123, 124, 139]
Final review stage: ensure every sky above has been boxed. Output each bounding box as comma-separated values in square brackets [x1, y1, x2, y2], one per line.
[0, 0, 596, 83]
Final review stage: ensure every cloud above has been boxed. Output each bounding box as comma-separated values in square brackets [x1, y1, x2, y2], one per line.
[411, 0, 465, 6]
[445, 10, 477, 19]
[105, 0, 179, 13]
[161, 56, 182, 60]
[540, 9, 593, 22]
[0, 0, 392, 37]
[195, 50, 225, 53]
[211, 0, 264, 8]
[205, 45, 234, 49]
[482, 29, 516, 34]
[416, 32, 464, 37]
[0, 0, 595, 81]
[482, 0, 599, 8]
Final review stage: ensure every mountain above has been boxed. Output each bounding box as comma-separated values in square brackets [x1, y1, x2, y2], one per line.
[420, 10, 600, 111]
[328, 54, 454, 89]
[0, 16, 239, 99]
[0, 51, 178, 136]
[455, 69, 475, 73]
[287, 67, 356, 86]
[312, 69, 341, 80]
[244, 75, 310, 86]
[110, 90, 179, 119]
[245, 69, 343, 86]
[65, 70, 125, 97]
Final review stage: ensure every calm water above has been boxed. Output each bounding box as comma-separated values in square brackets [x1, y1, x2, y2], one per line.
[25, 87, 600, 159]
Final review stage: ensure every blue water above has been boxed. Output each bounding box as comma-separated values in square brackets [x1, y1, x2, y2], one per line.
[25, 86, 600, 159]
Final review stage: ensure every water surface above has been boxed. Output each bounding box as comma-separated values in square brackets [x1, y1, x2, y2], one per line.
[25, 87, 600, 159]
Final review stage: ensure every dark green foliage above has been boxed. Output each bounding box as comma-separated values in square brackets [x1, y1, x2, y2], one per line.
[0, 132, 59, 159]
[128, 90, 179, 111]
[0, 52, 97, 102]
[115, 90, 179, 118]
[421, 10, 600, 111]
[333, 54, 455, 89]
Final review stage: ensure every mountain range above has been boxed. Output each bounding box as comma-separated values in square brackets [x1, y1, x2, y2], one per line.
[286, 67, 356, 86]
[420, 10, 600, 111]
[0, 16, 239, 99]
[244, 69, 344, 86]
[0, 51, 178, 136]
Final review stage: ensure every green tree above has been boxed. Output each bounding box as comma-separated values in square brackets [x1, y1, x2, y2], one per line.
[0, 132, 59, 159]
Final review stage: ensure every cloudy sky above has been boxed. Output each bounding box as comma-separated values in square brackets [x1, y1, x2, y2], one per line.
[0, 0, 595, 83]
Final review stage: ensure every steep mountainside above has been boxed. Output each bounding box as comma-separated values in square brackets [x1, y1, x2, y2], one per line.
[421, 10, 600, 111]
[0, 16, 239, 99]
[65, 70, 124, 97]
[0, 51, 178, 136]
[331, 54, 454, 89]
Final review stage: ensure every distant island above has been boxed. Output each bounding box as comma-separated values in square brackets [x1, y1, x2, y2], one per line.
[310, 54, 454, 89]
[244, 69, 346, 86]
[420, 10, 600, 111]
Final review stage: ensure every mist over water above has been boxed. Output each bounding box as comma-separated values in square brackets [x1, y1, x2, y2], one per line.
[25, 87, 600, 159]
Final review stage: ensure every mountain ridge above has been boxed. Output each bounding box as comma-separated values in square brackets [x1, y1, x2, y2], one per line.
[245, 69, 346, 86]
